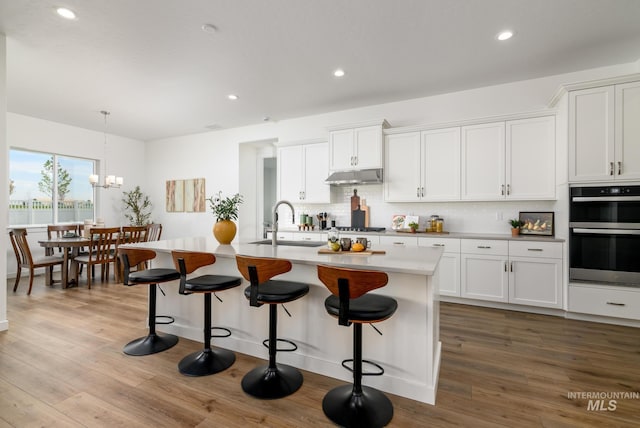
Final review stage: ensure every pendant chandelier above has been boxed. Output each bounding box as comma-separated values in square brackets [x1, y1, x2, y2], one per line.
[89, 110, 123, 189]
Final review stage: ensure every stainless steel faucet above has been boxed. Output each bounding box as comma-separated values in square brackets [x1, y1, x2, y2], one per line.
[272, 200, 295, 247]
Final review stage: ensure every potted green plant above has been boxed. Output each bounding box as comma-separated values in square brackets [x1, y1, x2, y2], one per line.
[208, 191, 243, 244]
[508, 219, 524, 236]
[122, 186, 152, 226]
[408, 221, 420, 233]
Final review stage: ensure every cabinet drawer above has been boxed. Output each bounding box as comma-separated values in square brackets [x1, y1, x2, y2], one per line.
[569, 285, 640, 320]
[509, 241, 562, 258]
[294, 232, 326, 242]
[418, 237, 461, 253]
[379, 235, 418, 246]
[461, 239, 508, 255]
[266, 232, 294, 241]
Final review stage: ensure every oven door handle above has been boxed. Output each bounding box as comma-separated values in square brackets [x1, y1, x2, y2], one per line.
[571, 196, 640, 202]
[572, 228, 640, 235]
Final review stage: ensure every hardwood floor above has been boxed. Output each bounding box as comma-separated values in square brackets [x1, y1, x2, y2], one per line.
[2, 275, 640, 427]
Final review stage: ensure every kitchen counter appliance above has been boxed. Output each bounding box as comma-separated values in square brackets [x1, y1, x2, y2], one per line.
[569, 185, 640, 287]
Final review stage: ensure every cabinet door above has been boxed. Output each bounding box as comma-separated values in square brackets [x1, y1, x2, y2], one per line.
[615, 81, 640, 180]
[461, 122, 505, 200]
[437, 253, 461, 297]
[303, 143, 330, 203]
[423, 127, 461, 201]
[277, 146, 304, 201]
[509, 257, 562, 309]
[461, 254, 508, 302]
[506, 116, 556, 200]
[329, 129, 355, 171]
[384, 132, 421, 202]
[354, 125, 383, 169]
[569, 86, 615, 182]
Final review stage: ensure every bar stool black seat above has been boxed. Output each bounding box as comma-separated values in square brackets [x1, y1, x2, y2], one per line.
[172, 250, 242, 376]
[235, 255, 309, 399]
[317, 264, 398, 428]
[118, 248, 180, 356]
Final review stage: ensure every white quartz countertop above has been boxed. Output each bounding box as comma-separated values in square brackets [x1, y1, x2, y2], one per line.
[124, 236, 443, 276]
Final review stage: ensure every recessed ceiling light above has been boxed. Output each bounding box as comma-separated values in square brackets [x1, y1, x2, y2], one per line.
[496, 30, 514, 41]
[333, 69, 345, 77]
[201, 23, 217, 33]
[227, 94, 239, 100]
[56, 7, 76, 20]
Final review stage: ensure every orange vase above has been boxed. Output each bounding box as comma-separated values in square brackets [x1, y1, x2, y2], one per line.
[213, 220, 237, 245]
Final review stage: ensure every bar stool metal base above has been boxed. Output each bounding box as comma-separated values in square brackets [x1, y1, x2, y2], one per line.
[322, 384, 393, 428]
[241, 363, 303, 399]
[178, 348, 236, 376]
[123, 333, 179, 356]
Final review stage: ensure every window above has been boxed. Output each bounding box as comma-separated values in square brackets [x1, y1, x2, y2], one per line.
[9, 149, 95, 226]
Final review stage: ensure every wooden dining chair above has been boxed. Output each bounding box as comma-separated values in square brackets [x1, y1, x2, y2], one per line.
[73, 227, 121, 288]
[46, 224, 80, 256]
[9, 228, 64, 295]
[145, 223, 162, 242]
[116, 226, 148, 282]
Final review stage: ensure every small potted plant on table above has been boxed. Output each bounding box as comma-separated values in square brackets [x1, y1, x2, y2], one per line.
[408, 221, 420, 233]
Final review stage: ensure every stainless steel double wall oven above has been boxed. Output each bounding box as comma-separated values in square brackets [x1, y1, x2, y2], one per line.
[569, 185, 640, 287]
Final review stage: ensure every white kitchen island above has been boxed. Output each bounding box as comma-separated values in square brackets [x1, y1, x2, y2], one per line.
[123, 237, 443, 405]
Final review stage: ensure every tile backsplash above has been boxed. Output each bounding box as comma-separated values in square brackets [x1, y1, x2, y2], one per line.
[278, 184, 561, 235]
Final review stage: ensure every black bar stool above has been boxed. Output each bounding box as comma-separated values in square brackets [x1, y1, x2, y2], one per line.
[119, 248, 180, 356]
[235, 255, 309, 399]
[317, 264, 398, 428]
[171, 250, 242, 376]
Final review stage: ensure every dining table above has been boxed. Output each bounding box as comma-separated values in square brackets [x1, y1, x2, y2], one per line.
[38, 236, 90, 288]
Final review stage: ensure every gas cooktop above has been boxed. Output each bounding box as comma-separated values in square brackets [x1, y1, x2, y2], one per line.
[335, 227, 386, 232]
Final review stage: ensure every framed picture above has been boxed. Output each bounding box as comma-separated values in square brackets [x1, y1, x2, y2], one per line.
[166, 179, 184, 212]
[519, 211, 554, 236]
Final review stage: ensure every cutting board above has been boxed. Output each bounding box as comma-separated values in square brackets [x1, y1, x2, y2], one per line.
[351, 209, 366, 229]
[361, 198, 370, 227]
[318, 248, 386, 255]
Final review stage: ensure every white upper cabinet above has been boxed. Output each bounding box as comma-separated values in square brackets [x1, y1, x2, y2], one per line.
[461, 117, 556, 201]
[461, 122, 505, 200]
[423, 127, 461, 201]
[506, 116, 556, 200]
[569, 81, 640, 182]
[569, 86, 615, 182]
[278, 142, 330, 203]
[329, 122, 385, 171]
[384, 132, 422, 201]
[384, 128, 460, 202]
[615, 81, 640, 181]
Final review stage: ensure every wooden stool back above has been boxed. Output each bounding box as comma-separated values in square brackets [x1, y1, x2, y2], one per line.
[235, 255, 292, 284]
[317, 265, 388, 299]
[172, 250, 215, 274]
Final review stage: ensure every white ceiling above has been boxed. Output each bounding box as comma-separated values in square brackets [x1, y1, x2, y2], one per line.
[1, 0, 640, 141]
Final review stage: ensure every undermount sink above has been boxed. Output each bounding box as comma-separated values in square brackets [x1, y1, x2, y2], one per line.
[249, 239, 326, 247]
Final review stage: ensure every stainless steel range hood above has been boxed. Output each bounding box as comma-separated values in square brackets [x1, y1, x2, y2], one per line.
[325, 168, 383, 185]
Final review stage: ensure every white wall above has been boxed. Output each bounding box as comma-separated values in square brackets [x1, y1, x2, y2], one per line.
[1, 33, 8, 330]
[146, 61, 638, 241]
[5, 113, 146, 277]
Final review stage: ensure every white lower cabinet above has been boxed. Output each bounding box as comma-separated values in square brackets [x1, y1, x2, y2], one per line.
[460, 239, 563, 308]
[461, 239, 509, 302]
[508, 241, 563, 309]
[418, 237, 461, 297]
[569, 284, 640, 320]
